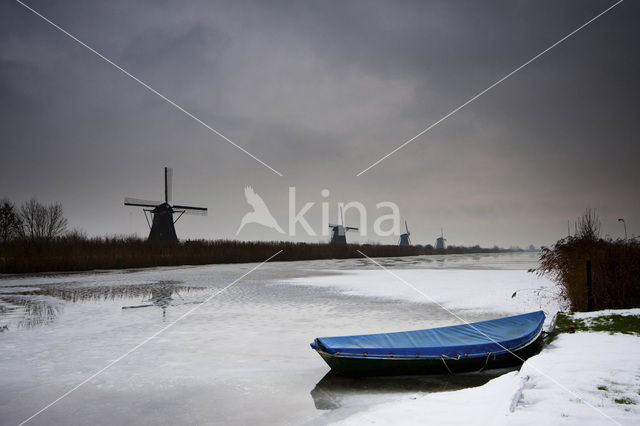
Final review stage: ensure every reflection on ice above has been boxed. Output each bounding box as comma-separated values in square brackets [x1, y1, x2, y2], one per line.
[310, 369, 518, 410]
[121, 283, 205, 319]
[0, 281, 204, 329]
[0, 294, 64, 329]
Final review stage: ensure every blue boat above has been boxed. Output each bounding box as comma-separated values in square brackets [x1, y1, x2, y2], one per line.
[310, 311, 545, 376]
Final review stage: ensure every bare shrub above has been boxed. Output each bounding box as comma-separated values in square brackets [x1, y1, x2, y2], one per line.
[576, 208, 601, 240]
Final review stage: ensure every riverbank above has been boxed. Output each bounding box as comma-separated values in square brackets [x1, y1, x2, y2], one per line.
[334, 309, 640, 425]
[0, 237, 520, 273]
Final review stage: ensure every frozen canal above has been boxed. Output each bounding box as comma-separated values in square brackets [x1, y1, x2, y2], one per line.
[0, 252, 560, 425]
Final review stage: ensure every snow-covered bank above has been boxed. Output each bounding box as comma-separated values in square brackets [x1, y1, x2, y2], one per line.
[333, 316, 640, 425]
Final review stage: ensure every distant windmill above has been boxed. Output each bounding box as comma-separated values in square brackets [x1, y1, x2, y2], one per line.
[124, 167, 207, 241]
[329, 207, 358, 244]
[435, 228, 446, 249]
[399, 221, 412, 246]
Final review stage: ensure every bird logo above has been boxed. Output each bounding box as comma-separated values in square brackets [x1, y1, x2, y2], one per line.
[236, 186, 285, 235]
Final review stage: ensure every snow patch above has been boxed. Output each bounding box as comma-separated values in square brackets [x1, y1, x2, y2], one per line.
[333, 330, 640, 425]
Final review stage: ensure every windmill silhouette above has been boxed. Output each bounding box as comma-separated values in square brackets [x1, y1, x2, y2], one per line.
[124, 167, 207, 241]
[236, 186, 284, 234]
[398, 220, 412, 246]
[329, 207, 358, 244]
[435, 228, 447, 249]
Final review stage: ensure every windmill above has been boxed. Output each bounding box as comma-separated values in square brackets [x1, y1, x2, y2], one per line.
[124, 167, 207, 241]
[435, 228, 447, 249]
[329, 207, 358, 244]
[398, 220, 412, 246]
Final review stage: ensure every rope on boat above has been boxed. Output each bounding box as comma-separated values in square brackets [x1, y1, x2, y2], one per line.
[440, 353, 459, 374]
[477, 352, 492, 372]
[441, 356, 453, 374]
[440, 352, 493, 374]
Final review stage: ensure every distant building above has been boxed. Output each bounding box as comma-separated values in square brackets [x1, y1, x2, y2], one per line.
[436, 228, 446, 249]
[398, 221, 412, 246]
[329, 207, 358, 244]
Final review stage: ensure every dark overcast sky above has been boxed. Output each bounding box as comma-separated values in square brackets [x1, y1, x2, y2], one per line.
[1, 0, 638, 247]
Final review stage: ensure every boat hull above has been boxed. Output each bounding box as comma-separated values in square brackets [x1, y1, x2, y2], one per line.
[314, 332, 544, 377]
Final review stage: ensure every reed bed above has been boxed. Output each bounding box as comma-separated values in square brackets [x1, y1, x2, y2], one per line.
[0, 235, 511, 274]
[536, 236, 640, 311]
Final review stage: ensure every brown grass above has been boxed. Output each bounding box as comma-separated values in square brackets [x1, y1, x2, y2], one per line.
[536, 237, 640, 311]
[0, 236, 512, 274]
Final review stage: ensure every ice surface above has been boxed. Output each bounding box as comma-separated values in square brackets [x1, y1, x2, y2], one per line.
[288, 268, 563, 327]
[0, 253, 570, 425]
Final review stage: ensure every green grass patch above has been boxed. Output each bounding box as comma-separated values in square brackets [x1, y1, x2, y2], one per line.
[547, 312, 640, 343]
[597, 385, 608, 391]
[614, 397, 636, 405]
[586, 315, 640, 335]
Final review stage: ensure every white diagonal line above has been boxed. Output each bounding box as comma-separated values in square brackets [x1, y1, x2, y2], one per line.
[17, 250, 282, 426]
[356, 250, 621, 425]
[14, 0, 283, 177]
[357, 0, 624, 176]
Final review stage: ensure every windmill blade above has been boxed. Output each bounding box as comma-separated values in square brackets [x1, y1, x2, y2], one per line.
[405, 220, 410, 235]
[181, 209, 208, 216]
[328, 223, 338, 228]
[173, 205, 208, 216]
[340, 206, 344, 226]
[165, 167, 173, 204]
[345, 226, 359, 231]
[124, 197, 162, 207]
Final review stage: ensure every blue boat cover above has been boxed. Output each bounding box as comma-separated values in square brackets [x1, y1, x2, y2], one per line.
[310, 311, 545, 359]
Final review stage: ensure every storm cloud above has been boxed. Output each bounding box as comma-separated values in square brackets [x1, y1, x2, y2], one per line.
[1, 0, 638, 247]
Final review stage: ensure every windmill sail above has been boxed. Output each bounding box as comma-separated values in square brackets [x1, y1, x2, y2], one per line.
[165, 167, 173, 204]
[124, 197, 163, 208]
[173, 205, 208, 215]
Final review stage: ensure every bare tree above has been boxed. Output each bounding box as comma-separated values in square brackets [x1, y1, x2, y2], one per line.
[0, 199, 22, 243]
[19, 199, 45, 239]
[44, 203, 68, 239]
[19, 199, 68, 240]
